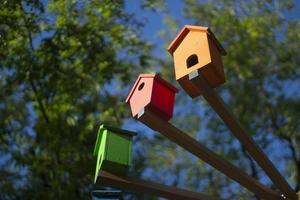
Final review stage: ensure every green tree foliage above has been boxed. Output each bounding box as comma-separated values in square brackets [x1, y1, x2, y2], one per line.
[144, 0, 300, 199]
[1, 0, 300, 200]
[0, 0, 151, 199]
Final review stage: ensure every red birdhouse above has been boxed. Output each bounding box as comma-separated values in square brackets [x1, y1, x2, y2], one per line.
[125, 74, 178, 121]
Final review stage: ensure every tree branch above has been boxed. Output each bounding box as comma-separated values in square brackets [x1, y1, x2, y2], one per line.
[25, 18, 50, 124]
[29, 79, 50, 123]
[269, 110, 299, 191]
[241, 147, 261, 200]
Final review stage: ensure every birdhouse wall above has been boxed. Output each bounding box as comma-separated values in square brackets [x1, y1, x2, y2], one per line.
[128, 78, 154, 118]
[101, 159, 129, 175]
[207, 38, 225, 87]
[105, 132, 131, 166]
[149, 80, 176, 120]
[173, 31, 211, 80]
[99, 130, 132, 175]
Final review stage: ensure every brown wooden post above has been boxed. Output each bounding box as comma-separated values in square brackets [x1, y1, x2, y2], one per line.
[137, 108, 282, 200]
[98, 170, 224, 200]
[188, 70, 297, 200]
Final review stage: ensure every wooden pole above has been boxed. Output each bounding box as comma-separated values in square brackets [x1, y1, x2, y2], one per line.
[98, 170, 223, 200]
[137, 108, 282, 200]
[188, 70, 297, 200]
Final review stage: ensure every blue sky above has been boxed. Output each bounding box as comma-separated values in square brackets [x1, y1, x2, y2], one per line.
[125, 0, 300, 57]
[125, 0, 187, 56]
[122, 0, 300, 193]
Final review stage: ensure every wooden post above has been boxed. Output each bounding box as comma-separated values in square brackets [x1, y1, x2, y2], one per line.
[137, 108, 282, 200]
[98, 170, 223, 200]
[188, 70, 297, 200]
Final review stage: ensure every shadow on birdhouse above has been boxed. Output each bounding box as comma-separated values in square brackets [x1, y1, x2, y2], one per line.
[93, 124, 136, 183]
[125, 74, 178, 121]
[168, 25, 227, 98]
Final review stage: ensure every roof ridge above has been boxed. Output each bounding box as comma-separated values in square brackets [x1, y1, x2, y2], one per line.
[167, 25, 226, 56]
[100, 124, 137, 137]
[125, 74, 178, 103]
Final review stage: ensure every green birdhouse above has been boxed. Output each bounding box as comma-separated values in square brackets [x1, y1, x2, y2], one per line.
[93, 124, 136, 183]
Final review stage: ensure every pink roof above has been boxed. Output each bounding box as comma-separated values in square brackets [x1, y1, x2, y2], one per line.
[125, 74, 178, 103]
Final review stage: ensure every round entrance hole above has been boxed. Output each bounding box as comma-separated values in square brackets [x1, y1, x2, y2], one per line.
[138, 82, 145, 91]
[186, 54, 199, 68]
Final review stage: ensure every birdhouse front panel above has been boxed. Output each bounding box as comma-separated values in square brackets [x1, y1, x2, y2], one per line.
[173, 31, 211, 81]
[126, 76, 154, 118]
[126, 74, 178, 121]
[94, 128, 108, 183]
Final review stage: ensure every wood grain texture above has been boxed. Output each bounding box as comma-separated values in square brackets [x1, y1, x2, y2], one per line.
[137, 108, 281, 200]
[188, 70, 297, 200]
[98, 170, 223, 200]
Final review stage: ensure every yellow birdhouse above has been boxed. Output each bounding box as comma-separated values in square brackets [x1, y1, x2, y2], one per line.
[168, 25, 227, 98]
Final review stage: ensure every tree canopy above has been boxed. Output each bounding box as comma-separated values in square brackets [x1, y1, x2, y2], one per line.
[1, 0, 300, 199]
[0, 0, 150, 199]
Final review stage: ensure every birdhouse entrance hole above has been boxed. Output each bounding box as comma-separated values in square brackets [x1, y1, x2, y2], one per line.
[138, 82, 145, 91]
[186, 54, 198, 68]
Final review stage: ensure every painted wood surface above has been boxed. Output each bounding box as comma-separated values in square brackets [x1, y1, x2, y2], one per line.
[136, 108, 282, 200]
[168, 25, 226, 98]
[93, 124, 136, 183]
[98, 170, 225, 200]
[126, 74, 178, 121]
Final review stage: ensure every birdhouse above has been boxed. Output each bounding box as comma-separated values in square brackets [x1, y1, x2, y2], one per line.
[168, 25, 227, 98]
[92, 190, 123, 200]
[93, 124, 136, 183]
[125, 74, 178, 121]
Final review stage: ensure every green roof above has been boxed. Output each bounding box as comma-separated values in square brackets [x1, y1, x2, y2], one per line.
[101, 124, 137, 137]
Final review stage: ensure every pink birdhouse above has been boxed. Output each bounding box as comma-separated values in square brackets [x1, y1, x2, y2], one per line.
[125, 74, 178, 121]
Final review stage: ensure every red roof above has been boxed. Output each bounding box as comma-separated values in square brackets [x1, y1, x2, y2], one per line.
[167, 25, 227, 56]
[125, 74, 178, 103]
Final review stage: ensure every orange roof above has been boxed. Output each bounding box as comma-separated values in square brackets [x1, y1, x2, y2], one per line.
[125, 74, 178, 103]
[167, 25, 227, 56]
